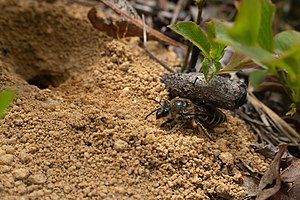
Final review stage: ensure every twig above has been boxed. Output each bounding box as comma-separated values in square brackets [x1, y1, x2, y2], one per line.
[236, 109, 268, 127]
[170, 0, 187, 25]
[259, 112, 273, 133]
[252, 125, 275, 146]
[187, 46, 200, 72]
[144, 49, 175, 72]
[236, 159, 263, 180]
[90, 0, 187, 49]
[142, 15, 147, 48]
[66, 0, 98, 6]
[182, 41, 192, 72]
[248, 92, 300, 144]
[141, 14, 175, 73]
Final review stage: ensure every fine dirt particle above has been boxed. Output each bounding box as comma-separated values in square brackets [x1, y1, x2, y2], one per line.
[0, 1, 269, 199]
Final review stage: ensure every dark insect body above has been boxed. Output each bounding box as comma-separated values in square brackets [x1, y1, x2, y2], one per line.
[193, 102, 227, 129]
[146, 97, 227, 133]
[161, 73, 247, 110]
[146, 72, 246, 138]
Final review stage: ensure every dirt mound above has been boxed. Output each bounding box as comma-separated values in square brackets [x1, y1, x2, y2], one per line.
[0, 1, 269, 199]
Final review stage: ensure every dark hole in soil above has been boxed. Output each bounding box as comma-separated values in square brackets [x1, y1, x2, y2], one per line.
[1, 6, 108, 91]
[85, 141, 92, 147]
[1, 47, 9, 57]
[27, 73, 66, 89]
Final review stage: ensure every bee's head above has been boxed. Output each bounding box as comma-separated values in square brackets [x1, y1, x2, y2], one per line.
[156, 100, 170, 119]
[145, 99, 170, 120]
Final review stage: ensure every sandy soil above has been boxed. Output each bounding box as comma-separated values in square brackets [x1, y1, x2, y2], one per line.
[0, 1, 269, 199]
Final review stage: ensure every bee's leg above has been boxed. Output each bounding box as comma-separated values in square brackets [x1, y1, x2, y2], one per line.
[167, 121, 187, 133]
[160, 118, 175, 127]
[192, 119, 213, 140]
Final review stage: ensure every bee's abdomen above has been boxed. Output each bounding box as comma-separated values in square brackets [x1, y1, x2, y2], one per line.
[195, 105, 227, 129]
[209, 110, 227, 128]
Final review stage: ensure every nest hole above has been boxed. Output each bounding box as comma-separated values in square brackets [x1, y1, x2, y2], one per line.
[0, 3, 108, 90]
[26, 72, 67, 89]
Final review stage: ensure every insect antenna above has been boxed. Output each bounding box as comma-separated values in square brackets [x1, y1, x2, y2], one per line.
[145, 108, 159, 119]
[145, 98, 165, 119]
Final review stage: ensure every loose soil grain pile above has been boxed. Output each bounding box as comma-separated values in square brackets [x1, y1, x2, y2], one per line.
[0, 1, 269, 199]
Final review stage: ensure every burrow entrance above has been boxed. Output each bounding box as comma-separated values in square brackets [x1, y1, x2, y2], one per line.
[0, 2, 110, 89]
[26, 72, 67, 89]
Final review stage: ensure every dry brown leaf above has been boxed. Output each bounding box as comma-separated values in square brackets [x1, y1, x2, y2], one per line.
[243, 176, 259, 198]
[87, 1, 187, 50]
[248, 93, 300, 143]
[281, 159, 300, 200]
[256, 144, 287, 200]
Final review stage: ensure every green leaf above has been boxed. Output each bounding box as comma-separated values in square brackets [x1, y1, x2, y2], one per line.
[201, 58, 212, 80]
[169, 22, 210, 57]
[274, 30, 300, 52]
[267, 46, 300, 78]
[207, 22, 226, 60]
[212, 60, 222, 79]
[266, 46, 300, 102]
[211, 0, 300, 104]
[214, 21, 275, 66]
[257, 0, 275, 51]
[0, 89, 16, 119]
[228, 0, 261, 46]
[249, 70, 267, 88]
[286, 104, 296, 116]
[222, 52, 256, 72]
[214, 0, 275, 54]
[201, 58, 222, 81]
[206, 21, 216, 40]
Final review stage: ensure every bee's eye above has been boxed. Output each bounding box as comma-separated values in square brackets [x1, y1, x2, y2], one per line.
[174, 100, 187, 108]
[156, 103, 170, 119]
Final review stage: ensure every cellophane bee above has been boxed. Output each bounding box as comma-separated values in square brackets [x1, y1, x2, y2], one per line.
[146, 97, 227, 139]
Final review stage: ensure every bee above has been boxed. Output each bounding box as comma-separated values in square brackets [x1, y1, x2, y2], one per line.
[146, 97, 227, 139]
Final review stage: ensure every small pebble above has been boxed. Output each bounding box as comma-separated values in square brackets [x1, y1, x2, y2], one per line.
[114, 139, 128, 152]
[29, 189, 45, 198]
[0, 154, 14, 165]
[5, 146, 14, 154]
[6, 138, 17, 145]
[0, 148, 5, 156]
[14, 118, 24, 126]
[219, 152, 234, 165]
[28, 173, 47, 184]
[0, 165, 12, 173]
[13, 168, 30, 180]
[122, 87, 130, 94]
[19, 151, 30, 163]
[119, 61, 130, 72]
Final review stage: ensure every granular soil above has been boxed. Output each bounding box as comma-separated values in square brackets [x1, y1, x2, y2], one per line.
[0, 1, 269, 199]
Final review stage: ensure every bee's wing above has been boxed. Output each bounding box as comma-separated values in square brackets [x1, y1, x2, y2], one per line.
[184, 104, 213, 120]
[193, 103, 227, 128]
